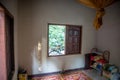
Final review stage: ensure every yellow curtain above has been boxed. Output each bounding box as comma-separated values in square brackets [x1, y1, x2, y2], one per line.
[77, 0, 116, 30]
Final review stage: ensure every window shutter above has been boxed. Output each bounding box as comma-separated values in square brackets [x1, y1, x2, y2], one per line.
[66, 25, 82, 54]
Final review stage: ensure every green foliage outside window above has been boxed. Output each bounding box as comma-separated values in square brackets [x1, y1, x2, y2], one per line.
[49, 25, 65, 55]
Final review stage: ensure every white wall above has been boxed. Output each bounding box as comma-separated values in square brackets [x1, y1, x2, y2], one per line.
[97, 1, 120, 69]
[0, 0, 18, 80]
[18, 0, 96, 75]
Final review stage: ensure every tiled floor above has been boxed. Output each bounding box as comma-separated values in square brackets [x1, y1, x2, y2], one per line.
[83, 69, 108, 80]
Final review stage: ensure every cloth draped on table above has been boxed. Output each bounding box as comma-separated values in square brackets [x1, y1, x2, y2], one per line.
[77, 0, 116, 30]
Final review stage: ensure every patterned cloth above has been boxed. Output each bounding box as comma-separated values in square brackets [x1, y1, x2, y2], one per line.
[31, 71, 92, 80]
[31, 74, 62, 80]
[63, 71, 92, 80]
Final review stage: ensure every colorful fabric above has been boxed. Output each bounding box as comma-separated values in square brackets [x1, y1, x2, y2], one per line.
[31, 71, 92, 80]
[31, 74, 62, 80]
[63, 71, 92, 80]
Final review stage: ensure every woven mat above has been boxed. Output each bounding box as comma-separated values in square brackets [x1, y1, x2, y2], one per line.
[31, 74, 62, 80]
[31, 71, 92, 80]
[62, 71, 92, 80]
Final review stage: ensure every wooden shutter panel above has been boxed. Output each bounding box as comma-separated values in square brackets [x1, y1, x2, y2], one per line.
[66, 25, 82, 54]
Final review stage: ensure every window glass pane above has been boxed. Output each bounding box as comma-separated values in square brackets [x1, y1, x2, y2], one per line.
[69, 30, 73, 35]
[74, 37, 77, 43]
[69, 37, 72, 43]
[74, 30, 79, 36]
[49, 24, 65, 56]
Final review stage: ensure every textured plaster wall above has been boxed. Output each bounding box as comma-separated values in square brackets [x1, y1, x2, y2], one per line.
[97, 1, 120, 70]
[18, 0, 96, 75]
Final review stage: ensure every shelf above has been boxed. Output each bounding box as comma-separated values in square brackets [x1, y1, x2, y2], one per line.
[85, 48, 110, 76]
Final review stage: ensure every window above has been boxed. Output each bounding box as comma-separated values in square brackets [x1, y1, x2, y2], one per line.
[48, 23, 82, 57]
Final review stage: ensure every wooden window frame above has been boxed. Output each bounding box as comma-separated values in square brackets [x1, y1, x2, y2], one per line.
[47, 23, 82, 57]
